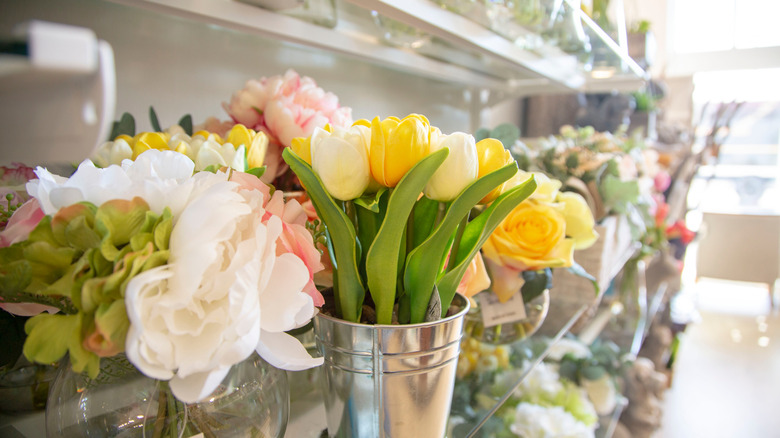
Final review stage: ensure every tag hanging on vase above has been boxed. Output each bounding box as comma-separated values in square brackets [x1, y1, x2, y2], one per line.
[465, 288, 551, 345]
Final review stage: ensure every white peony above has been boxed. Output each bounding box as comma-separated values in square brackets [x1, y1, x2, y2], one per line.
[28, 150, 322, 403]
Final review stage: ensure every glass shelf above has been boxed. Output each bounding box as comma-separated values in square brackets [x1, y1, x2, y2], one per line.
[106, 0, 647, 98]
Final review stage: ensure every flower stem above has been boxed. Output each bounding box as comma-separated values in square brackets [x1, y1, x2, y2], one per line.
[152, 381, 167, 438]
[189, 405, 218, 438]
[446, 210, 470, 272]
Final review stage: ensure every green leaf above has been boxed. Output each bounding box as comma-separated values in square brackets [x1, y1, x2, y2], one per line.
[246, 166, 266, 179]
[437, 175, 537, 313]
[490, 123, 520, 148]
[366, 149, 449, 324]
[353, 189, 387, 214]
[24, 313, 99, 377]
[411, 196, 440, 248]
[474, 127, 490, 142]
[283, 148, 365, 322]
[566, 260, 599, 295]
[149, 106, 162, 132]
[109, 112, 136, 140]
[600, 174, 640, 214]
[582, 364, 607, 380]
[520, 268, 551, 303]
[405, 160, 519, 323]
[178, 114, 193, 136]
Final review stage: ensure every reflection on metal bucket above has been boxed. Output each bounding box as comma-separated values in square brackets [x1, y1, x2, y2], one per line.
[314, 294, 469, 438]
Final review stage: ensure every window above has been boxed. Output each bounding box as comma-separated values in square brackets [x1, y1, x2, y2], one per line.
[672, 0, 780, 54]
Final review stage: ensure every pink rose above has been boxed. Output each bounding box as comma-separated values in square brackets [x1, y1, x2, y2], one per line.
[457, 252, 491, 299]
[0, 198, 44, 247]
[263, 191, 325, 306]
[229, 171, 325, 306]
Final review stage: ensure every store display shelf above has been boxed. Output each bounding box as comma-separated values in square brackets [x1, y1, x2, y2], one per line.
[106, 0, 645, 97]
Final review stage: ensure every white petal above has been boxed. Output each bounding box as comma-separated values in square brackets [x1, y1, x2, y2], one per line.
[169, 366, 231, 404]
[256, 330, 323, 371]
[259, 253, 314, 332]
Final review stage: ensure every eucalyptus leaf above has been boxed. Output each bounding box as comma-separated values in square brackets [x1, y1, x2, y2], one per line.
[178, 114, 193, 136]
[566, 260, 599, 295]
[490, 123, 520, 148]
[520, 268, 551, 303]
[474, 127, 490, 142]
[582, 364, 607, 381]
[108, 112, 135, 140]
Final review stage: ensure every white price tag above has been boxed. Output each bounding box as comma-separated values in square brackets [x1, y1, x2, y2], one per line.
[478, 291, 526, 328]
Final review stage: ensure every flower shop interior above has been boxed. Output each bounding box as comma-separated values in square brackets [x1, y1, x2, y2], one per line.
[1, 0, 779, 437]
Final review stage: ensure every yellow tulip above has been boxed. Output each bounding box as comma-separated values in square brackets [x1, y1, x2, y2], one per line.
[310, 125, 371, 201]
[557, 191, 599, 249]
[475, 138, 515, 203]
[423, 132, 478, 201]
[369, 114, 430, 187]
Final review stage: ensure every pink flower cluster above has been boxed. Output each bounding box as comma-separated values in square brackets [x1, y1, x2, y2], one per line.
[220, 69, 352, 181]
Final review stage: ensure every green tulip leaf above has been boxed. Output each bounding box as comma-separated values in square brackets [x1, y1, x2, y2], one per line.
[283, 148, 364, 322]
[405, 160, 519, 323]
[366, 149, 448, 324]
[246, 166, 266, 179]
[437, 175, 537, 312]
[353, 189, 387, 214]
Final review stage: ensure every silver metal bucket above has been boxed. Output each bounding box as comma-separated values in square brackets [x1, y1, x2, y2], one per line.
[314, 294, 470, 438]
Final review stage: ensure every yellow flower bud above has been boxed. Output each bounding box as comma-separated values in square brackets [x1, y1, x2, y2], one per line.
[475, 138, 515, 204]
[369, 115, 430, 187]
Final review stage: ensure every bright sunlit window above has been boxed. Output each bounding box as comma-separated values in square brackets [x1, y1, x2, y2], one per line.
[672, 0, 780, 53]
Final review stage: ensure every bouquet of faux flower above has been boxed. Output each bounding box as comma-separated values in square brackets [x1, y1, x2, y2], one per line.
[0, 149, 323, 403]
[450, 358, 599, 438]
[93, 120, 269, 175]
[514, 125, 646, 222]
[283, 114, 537, 324]
[219, 69, 353, 186]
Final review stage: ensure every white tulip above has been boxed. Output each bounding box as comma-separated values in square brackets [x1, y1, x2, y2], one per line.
[310, 126, 370, 201]
[424, 131, 478, 202]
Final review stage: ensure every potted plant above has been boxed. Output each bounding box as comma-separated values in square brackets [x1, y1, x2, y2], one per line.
[283, 114, 537, 437]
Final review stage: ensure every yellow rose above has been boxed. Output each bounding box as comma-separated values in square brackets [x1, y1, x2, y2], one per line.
[557, 191, 598, 249]
[482, 200, 575, 301]
[369, 114, 431, 187]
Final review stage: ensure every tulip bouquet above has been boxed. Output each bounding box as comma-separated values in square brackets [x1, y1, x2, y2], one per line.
[282, 114, 537, 324]
[0, 149, 324, 404]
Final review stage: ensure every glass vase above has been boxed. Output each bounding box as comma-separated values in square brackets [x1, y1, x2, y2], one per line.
[464, 289, 550, 345]
[45, 352, 289, 438]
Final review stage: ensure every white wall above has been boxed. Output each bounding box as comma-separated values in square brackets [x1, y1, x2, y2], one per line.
[1, 0, 522, 152]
